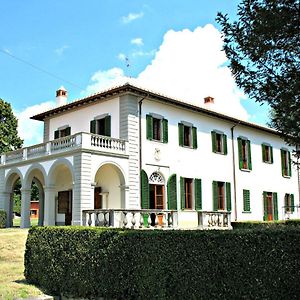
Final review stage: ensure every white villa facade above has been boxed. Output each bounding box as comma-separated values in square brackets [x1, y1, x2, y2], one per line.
[0, 83, 299, 229]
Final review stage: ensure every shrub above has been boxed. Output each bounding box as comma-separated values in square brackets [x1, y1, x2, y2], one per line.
[25, 226, 300, 299]
[0, 210, 6, 228]
[231, 221, 285, 230]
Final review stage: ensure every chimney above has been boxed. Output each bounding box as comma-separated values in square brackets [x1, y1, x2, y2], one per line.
[56, 86, 68, 106]
[204, 96, 214, 105]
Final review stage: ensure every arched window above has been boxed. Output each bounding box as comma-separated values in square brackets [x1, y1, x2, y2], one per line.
[149, 172, 164, 185]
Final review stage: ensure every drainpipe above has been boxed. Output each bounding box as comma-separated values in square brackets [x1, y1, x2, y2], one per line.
[296, 145, 300, 209]
[231, 122, 240, 221]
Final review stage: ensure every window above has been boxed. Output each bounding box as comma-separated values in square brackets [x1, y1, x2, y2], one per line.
[146, 114, 168, 143]
[211, 131, 227, 155]
[178, 123, 197, 149]
[263, 191, 278, 221]
[180, 177, 202, 210]
[54, 126, 71, 139]
[212, 181, 231, 211]
[243, 189, 251, 212]
[284, 193, 295, 213]
[90, 115, 111, 137]
[262, 144, 273, 163]
[281, 149, 292, 177]
[237, 137, 252, 170]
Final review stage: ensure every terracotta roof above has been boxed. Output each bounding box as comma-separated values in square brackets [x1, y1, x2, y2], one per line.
[31, 82, 279, 136]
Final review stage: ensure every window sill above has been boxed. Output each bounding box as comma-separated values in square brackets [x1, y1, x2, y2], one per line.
[283, 175, 291, 179]
[240, 168, 251, 172]
[242, 211, 251, 214]
[213, 151, 226, 155]
[180, 145, 196, 150]
[263, 161, 273, 164]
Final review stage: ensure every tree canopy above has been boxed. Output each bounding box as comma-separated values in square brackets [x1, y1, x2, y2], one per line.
[0, 99, 23, 153]
[216, 0, 300, 148]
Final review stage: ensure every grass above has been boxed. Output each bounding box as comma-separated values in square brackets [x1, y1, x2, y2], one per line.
[0, 228, 45, 299]
[13, 218, 38, 227]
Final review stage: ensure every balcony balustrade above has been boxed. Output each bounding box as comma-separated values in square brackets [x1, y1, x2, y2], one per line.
[198, 211, 232, 230]
[0, 133, 128, 165]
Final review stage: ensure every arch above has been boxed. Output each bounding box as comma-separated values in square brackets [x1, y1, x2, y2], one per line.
[48, 158, 75, 186]
[23, 163, 47, 189]
[4, 168, 23, 192]
[149, 171, 165, 185]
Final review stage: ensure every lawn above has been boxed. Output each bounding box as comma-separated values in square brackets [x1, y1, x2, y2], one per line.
[13, 217, 38, 227]
[0, 228, 45, 299]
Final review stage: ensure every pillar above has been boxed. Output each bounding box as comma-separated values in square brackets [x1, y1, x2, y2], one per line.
[38, 189, 44, 226]
[20, 188, 31, 228]
[0, 191, 12, 227]
[44, 186, 56, 226]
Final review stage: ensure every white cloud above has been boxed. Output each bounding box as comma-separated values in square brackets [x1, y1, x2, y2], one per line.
[131, 38, 144, 46]
[54, 45, 69, 56]
[121, 12, 144, 24]
[118, 53, 126, 61]
[132, 49, 156, 57]
[15, 102, 55, 146]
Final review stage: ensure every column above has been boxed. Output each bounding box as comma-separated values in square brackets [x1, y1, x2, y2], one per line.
[44, 186, 56, 226]
[20, 188, 31, 228]
[38, 189, 44, 226]
[0, 191, 12, 227]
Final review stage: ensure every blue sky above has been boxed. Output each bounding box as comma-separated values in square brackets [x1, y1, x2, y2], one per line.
[0, 0, 270, 146]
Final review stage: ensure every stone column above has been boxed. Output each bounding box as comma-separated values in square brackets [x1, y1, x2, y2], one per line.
[38, 189, 44, 226]
[20, 189, 31, 228]
[44, 186, 56, 226]
[0, 191, 12, 227]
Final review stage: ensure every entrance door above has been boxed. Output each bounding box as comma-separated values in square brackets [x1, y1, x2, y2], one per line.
[150, 184, 164, 225]
[58, 191, 72, 225]
[266, 192, 273, 221]
[94, 187, 102, 209]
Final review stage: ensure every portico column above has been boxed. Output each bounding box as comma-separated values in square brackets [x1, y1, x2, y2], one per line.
[20, 188, 31, 228]
[38, 189, 44, 226]
[0, 191, 12, 227]
[44, 186, 56, 226]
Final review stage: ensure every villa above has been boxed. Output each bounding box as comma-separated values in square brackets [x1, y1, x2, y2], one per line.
[0, 83, 298, 229]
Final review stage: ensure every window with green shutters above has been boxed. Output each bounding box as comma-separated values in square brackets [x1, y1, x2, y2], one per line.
[180, 177, 202, 210]
[263, 191, 278, 221]
[284, 193, 295, 213]
[178, 123, 197, 149]
[167, 174, 177, 210]
[54, 126, 71, 139]
[212, 181, 231, 211]
[261, 144, 273, 163]
[237, 137, 252, 170]
[140, 170, 149, 209]
[146, 114, 168, 143]
[243, 189, 251, 212]
[90, 115, 111, 137]
[281, 149, 292, 177]
[211, 131, 227, 155]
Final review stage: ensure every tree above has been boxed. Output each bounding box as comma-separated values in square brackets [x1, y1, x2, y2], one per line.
[216, 0, 300, 149]
[0, 99, 23, 153]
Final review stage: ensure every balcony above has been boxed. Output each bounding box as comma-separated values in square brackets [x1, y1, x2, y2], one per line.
[0, 133, 128, 166]
[82, 209, 232, 230]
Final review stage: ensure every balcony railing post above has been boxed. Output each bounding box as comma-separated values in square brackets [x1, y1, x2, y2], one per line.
[1, 154, 6, 165]
[23, 148, 28, 160]
[46, 142, 51, 155]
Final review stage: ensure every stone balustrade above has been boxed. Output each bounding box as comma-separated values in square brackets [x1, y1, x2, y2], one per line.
[82, 209, 178, 229]
[0, 133, 128, 165]
[282, 205, 300, 220]
[198, 211, 232, 230]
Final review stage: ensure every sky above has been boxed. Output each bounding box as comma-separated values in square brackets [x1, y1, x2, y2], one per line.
[0, 0, 270, 146]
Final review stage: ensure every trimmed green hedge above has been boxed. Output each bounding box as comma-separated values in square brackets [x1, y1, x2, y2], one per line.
[25, 226, 300, 299]
[0, 210, 6, 228]
[232, 219, 300, 230]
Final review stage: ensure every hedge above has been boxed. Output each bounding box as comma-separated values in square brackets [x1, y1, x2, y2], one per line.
[0, 210, 6, 228]
[232, 219, 300, 230]
[25, 226, 300, 299]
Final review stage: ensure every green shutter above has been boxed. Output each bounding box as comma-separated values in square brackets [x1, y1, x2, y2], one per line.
[226, 182, 231, 211]
[263, 192, 268, 221]
[243, 189, 250, 212]
[238, 138, 243, 170]
[140, 170, 149, 209]
[146, 115, 153, 140]
[247, 140, 252, 170]
[211, 131, 217, 153]
[192, 127, 197, 149]
[273, 192, 278, 220]
[194, 178, 202, 210]
[284, 194, 288, 212]
[167, 174, 177, 210]
[180, 177, 185, 209]
[162, 118, 168, 143]
[281, 149, 285, 176]
[291, 194, 295, 212]
[65, 127, 71, 136]
[262, 144, 266, 162]
[212, 181, 218, 211]
[54, 130, 59, 139]
[288, 151, 292, 177]
[178, 123, 184, 146]
[223, 134, 228, 155]
[104, 116, 111, 137]
[270, 146, 274, 163]
[90, 120, 96, 134]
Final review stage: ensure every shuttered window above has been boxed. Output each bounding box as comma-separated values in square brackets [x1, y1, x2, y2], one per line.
[211, 131, 228, 155]
[281, 149, 292, 177]
[284, 193, 295, 213]
[243, 189, 251, 212]
[178, 123, 197, 149]
[146, 114, 168, 143]
[237, 137, 252, 170]
[263, 191, 278, 221]
[194, 178, 202, 210]
[167, 174, 177, 210]
[261, 144, 273, 163]
[212, 181, 231, 211]
[140, 170, 149, 209]
[90, 115, 111, 137]
[180, 177, 201, 210]
[54, 126, 71, 139]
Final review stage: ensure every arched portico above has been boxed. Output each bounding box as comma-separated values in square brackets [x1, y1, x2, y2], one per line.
[93, 162, 126, 209]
